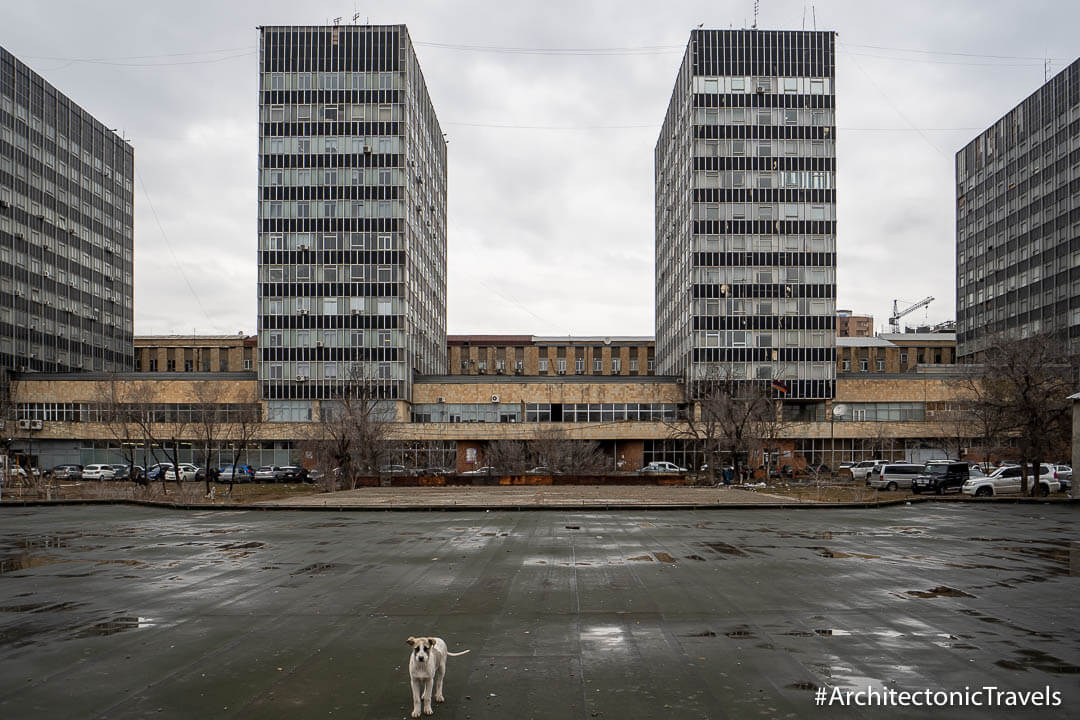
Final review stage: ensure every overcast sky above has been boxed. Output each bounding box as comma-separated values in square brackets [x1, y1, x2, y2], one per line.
[3, 1, 1077, 337]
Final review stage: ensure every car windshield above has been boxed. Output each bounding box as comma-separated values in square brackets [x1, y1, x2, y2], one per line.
[924, 464, 948, 475]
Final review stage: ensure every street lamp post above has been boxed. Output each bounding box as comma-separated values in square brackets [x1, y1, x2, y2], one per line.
[831, 404, 847, 480]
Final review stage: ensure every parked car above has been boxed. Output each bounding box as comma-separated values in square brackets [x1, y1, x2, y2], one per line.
[49, 464, 83, 480]
[111, 465, 145, 481]
[461, 466, 497, 475]
[146, 463, 170, 481]
[1052, 465, 1072, 492]
[279, 466, 311, 482]
[849, 460, 886, 482]
[964, 464, 1058, 497]
[911, 461, 971, 495]
[82, 464, 117, 481]
[526, 466, 553, 474]
[164, 463, 199, 482]
[638, 461, 687, 473]
[255, 466, 286, 482]
[218, 464, 255, 482]
[868, 463, 922, 491]
[379, 464, 408, 474]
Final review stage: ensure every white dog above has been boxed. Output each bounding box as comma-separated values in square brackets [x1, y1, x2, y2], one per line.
[406, 636, 470, 717]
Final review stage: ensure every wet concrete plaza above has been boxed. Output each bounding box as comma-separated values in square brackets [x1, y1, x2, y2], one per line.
[0, 503, 1077, 719]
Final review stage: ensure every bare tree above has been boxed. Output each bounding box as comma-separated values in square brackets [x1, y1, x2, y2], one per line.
[484, 440, 530, 474]
[528, 427, 608, 476]
[93, 375, 149, 490]
[0, 369, 17, 479]
[669, 377, 781, 485]
[221, 403, 262, 496]
[191, 381, 227, 496]
[304, 366, 392, 490]
[967, 333, 1076, 495]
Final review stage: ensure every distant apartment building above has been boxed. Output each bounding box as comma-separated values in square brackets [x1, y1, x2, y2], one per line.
[0, 46, 134, 373]
[836, 309, 873, 337]
[447, 335, 655, 377]
[837, 332, 956, 374]
[956, 58, 1080, 357]
[655, 29, 837, 400]
[135, 335, 256, 373]
[257, 24, 447, 420]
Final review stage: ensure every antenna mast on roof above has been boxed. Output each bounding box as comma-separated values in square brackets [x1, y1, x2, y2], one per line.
[752, 0, 759, 29]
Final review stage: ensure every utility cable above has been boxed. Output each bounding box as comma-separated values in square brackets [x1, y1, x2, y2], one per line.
[134, 167, 214, 327]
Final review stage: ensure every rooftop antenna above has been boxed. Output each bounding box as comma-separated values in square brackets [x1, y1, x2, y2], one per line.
[802, 1, 806, 29]
[812, 3, 817, 30]
[333, 16, 342, 25]
[1045, 54, 1051, 82]
[353, 12, 362, 24]
[752, 0, 759, 29]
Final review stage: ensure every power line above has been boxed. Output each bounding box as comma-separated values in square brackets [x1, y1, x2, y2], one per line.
[413, 40, 683, 56]
[134, 168, 213, 326]
[444, 120, 981, 132]
[838, 41, 1066, 62]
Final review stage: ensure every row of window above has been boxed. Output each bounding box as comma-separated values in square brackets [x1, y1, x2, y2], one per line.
[15, 402, 260, 423]
[697, 329, 834, 348]
[262, 265, 399, 283]
[694, 203, 834, 221]
[694, 169, 834, 189]
[264, 296, 397, 314]
[690, 362, 835, 380]
[693, 234, 834, 252]
[260, 232, 397, 250]
[695, 267, 835, 285]
[139, 357, 253, 372]
[263, 167, 404, 187]
[696, 137, 832, 158]
[836, 403, 926, 422]
[265, 329, 398, 348]
[262, 360, 400, 381]
[260, 135, 401, 155]
[694, 298, 835, 316]
[263, 102, 402, 123]
[261, 199, 405, 220]
[691, 76, 833, 95]
[695, 107, 834, 126]
[263, 71, 403, 92]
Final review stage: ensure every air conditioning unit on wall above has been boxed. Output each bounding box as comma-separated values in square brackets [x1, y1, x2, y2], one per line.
[490, 394, 500, 403]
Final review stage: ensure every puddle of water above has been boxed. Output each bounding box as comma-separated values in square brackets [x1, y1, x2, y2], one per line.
[627, 555, 653, 562]
[0, 554, 67, 574]
[75, 616, 155, 638]
[704, 542, 748, 557]
[653, 552, 677, 563]
[581, 624, 627, 651]
[906, 586, 975, 599]
[290, 563, 339, 576]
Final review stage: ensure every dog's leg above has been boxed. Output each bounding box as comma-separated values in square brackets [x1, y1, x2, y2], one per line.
[410, 678, 423, 718]
[422, 677, 434, 715]
[434, 657, 446, 703]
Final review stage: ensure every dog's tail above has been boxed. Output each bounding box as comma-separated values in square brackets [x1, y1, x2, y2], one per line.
[446, 649, 471, 657]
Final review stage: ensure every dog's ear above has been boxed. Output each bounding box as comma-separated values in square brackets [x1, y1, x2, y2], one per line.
[427, 637, 437, 648]
[406, 636, 417, 647]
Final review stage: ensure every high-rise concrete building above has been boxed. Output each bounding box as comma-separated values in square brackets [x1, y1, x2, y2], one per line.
[655, 29, 837, 401]
[955, 59, 1080, 358]
[257, 25, 447, 420]
[0, 47, 134, 374]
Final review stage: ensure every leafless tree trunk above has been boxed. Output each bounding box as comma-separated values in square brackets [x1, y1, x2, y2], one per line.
[668, 377, 782, 485]
[485, 440, 530, 474]
[966, 333, 1076, 495]
[527, 428, 607, 476]
[94, 375, 148, 490]
[302, 366, 392, 490]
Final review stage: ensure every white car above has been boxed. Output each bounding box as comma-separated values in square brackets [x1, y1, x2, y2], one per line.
[82, 464, 117, 480]
[639, 461, 687, 473]
[963, 464, 1058, 497]
[849, 460, 885, 481]
[461, 466, 497, 475]
[164, 463, 199, 481]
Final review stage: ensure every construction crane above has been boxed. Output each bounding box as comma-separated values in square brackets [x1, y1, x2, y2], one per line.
[889, 297, 934, 333]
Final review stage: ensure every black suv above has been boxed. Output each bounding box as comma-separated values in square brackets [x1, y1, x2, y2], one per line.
[911, 461, 970, 495]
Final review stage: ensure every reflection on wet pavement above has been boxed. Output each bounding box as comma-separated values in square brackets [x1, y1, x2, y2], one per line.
[0, 504, 1075, 719]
